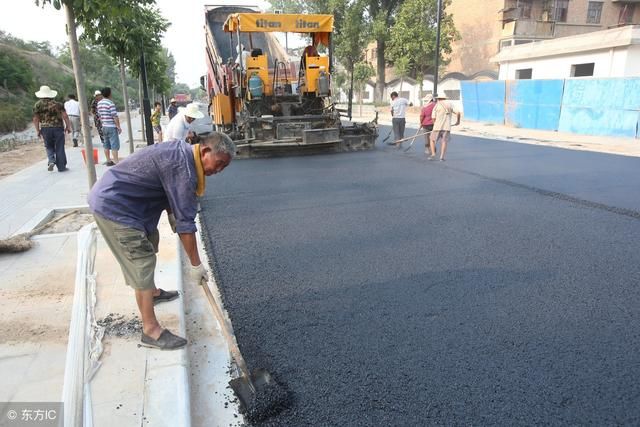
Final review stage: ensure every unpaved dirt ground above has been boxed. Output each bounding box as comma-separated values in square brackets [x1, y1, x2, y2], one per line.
[0, 139, 46, 179]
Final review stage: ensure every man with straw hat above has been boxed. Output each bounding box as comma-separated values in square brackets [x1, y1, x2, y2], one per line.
[429, 92, 460, 161]
[33, 85, 71, 172]
[165, 102, 204, 143]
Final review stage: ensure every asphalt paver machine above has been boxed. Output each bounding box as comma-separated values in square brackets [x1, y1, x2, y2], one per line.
[204, 5, 377, 157]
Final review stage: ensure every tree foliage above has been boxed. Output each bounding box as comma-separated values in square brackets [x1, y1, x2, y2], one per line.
[0, 49, 34, 91]
[333, 0, 370, 71]
[353, 62, 375, 91]
[387, 0, 458, 80]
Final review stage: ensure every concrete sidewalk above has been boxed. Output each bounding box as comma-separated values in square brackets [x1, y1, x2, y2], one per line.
[0, 115, 238, 426]
[347, 105, 640, 157]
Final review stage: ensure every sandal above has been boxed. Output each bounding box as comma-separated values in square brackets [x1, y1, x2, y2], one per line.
[153, 289, 179, 305]
[140, 329, 187, 350]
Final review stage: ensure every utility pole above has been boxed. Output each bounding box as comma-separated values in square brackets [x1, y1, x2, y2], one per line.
[140, 47, 154, 146]
[433, 0, 443, 97]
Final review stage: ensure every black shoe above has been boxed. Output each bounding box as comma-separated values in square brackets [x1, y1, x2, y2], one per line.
[153, 289, 179, 305]
[106, 160, 115, 166]
[47, 162, 54, 171]
[140, 329, 187, 350]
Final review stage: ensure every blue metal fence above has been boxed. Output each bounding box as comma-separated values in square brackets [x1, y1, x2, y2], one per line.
[460, 78, 640, 139]
[558, 78, 640, 138]
[506, 80, 564, 131]
[460, 81, 505, 124]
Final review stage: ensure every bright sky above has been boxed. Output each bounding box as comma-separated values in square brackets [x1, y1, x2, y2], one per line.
[0, 0, 271, 88]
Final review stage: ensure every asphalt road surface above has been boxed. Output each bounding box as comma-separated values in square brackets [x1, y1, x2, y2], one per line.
[200, 125, 640, 426]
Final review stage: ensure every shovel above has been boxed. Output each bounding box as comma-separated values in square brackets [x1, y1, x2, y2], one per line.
[200, 278, 280, 414]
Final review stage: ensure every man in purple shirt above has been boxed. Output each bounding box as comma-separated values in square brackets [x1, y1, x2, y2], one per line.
[89, 132, 235, 350]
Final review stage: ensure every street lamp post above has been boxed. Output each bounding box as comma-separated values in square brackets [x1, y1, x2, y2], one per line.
[433, 0, 443, 97]
[140, 47, 155, 146]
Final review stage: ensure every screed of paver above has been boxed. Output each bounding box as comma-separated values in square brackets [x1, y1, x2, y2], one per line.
[199, 144, 640, 425]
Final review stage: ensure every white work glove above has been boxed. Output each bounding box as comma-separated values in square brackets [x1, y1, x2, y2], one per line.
[188, 263, 208, 285]
[167, 213, 177, 233]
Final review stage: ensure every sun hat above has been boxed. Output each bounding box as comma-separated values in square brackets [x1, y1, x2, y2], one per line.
[35, 85, 57, 98]
[178, 103, 204, 119]
[435, 93, 447, 99]
[170, 98, 176, 103]
[94, 90, 102, 96]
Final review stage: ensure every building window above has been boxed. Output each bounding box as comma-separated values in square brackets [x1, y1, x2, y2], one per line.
[500, 39, 513, 50]
[515, 68, 533, 79]
[587, 2, 603, 24]
[555, 0, 569, 22]
[571, 63, 595, 77]
[519, 0, 533, 19]
[514, 39, 533, 45]
[619, 4, 636, 25]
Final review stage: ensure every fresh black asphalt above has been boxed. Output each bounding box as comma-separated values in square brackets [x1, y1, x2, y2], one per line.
[199, 125, 640, 425]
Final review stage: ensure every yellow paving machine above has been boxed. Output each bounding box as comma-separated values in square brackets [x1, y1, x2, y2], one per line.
[203, 5, 377, 157]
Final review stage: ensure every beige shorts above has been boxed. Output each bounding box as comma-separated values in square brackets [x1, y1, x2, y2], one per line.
[432, 130, 451, 144]
[94, 214, 159, 290]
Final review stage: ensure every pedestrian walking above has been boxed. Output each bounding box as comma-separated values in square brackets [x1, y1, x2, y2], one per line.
[420, 96, 436, 156]
[90, 90, 104, 144]
[430, 93, 460, 161]
[390, 91, 411, 147]
[64, 94, 81, 147]
[151, 101, 163, 143]
[32, 85, 71, 172]
[165, 103, 204, 143]
[168, 98, 178, 120]
[88, 132, 235, 350]
[97, 87, 122, 166]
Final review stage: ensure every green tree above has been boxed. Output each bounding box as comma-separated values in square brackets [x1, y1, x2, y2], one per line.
[0, 49, 34, 91]
[81, 2, 168, 153]
[387, 0, 458, 102]
[353, 62, 375, 116]
[367, 0, 403, 102]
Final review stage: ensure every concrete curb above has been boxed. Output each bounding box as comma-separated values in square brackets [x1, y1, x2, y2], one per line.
[140, 229, 191, 427]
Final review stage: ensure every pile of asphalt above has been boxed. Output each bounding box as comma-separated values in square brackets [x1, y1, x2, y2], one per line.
[98, 313, 142, 338]
[199, 135, 640, 425]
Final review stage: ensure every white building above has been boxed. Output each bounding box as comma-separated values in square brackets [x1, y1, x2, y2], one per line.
[492, 25, 640, 80]
[385, 77, 421, 105]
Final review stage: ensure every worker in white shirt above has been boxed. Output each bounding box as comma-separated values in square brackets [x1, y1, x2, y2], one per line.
[390, 91, 411, 147]
[234, 44, 250, 72]
[164, 103, 204, 143]
[64, 94, 81, 147]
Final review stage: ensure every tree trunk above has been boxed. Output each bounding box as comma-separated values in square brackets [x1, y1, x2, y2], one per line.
[119, 57, 134, 154]
[64, 5, 96, 188]
[375, 38, 386, 103]
[138, 75, 145, 144]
